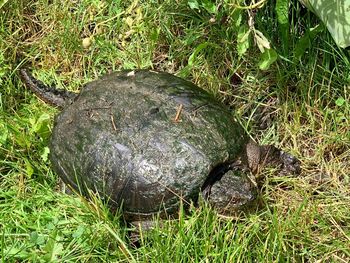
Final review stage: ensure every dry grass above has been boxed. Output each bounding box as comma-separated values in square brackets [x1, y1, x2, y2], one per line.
[0, 0, 349, 262]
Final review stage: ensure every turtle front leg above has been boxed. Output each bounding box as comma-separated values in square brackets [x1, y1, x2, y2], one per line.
[202, 170, 257, 215]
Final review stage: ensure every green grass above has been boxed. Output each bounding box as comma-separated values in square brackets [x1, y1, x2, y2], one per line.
[1, 0, 349, 262]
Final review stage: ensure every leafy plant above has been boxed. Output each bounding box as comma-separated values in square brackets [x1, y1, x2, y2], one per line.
[1, 0, 349, 261]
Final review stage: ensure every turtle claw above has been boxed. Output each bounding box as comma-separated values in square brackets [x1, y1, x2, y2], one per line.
[279, 151, 301, 175]
[204, 170, 257, 213]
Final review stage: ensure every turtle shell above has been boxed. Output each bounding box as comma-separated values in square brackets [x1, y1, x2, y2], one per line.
[50, 70, 249, 219]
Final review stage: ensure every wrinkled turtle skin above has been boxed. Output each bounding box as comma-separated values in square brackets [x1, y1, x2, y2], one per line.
[20, 69, 300, 220]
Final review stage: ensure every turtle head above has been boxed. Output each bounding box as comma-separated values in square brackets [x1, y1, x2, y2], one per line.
[245, 140, 301, 175]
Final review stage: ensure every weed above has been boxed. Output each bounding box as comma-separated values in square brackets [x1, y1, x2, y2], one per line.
[0, 0, 349, 262]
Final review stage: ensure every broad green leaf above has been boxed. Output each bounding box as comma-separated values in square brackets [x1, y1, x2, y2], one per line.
[299, 0, 350, 48]
[202, 0, 216, 14]
[0, 52, 10, 84]
[0, 0, 9, 9]
[185, 32, 201, 45]
[150, 28, 160, 42]
[237, 25, 250, 56]
[41, 146, 50, 162]
[72, 225, 85, 238]
[258, 48, 278, 70]
[25, 159, 34, 177]
[13, 132, 31, 148]
[30, 232, 45, 245]
[276, 0, 290, 51]
[335, 97, 345, 107]
[298, 0, 312, 9]
[43, 230, 64, 262]
[0, 123, 8, 145]
[29, 231, 38, 243]
[231, 9, 242, 29]
[4, 247, 22, 257]
[188, 42, 210, 67]
[188, 0, 199, 9]
[276, 0, 289, 25]
[293, 25, 323, 61]
[31, 113, 51, 140]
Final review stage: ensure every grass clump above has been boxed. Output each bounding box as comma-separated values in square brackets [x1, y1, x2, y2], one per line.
[1, 0, 349, 262]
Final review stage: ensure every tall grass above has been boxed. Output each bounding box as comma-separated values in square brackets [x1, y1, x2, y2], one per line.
[0, 0, 349, 261]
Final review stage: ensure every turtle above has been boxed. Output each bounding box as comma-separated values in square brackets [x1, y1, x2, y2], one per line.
[20, 68, 300, 221]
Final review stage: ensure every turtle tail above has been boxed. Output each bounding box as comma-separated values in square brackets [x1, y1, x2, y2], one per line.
[20, 68, 77, 108]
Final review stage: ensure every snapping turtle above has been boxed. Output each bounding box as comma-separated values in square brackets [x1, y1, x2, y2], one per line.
[20, 69, 300, 220]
